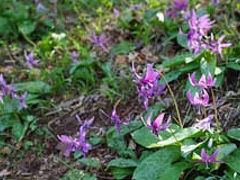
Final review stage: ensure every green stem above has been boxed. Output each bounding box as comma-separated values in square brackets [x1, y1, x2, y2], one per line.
[160, 72, 183, 128]
[211, 88, 221, 131]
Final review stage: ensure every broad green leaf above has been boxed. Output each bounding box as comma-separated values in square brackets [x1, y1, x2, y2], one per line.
[147, 127, 200, 148]
[227, 128, 240, 141]
[133, 147, 184, 180]
[18, 21, 36, 35]
[111, 167, 134, 180]
[157, 162, 190, 180]
[177, 33, 188, 48]
[227, 62, 240, 71]
[159, 70, 182, 84]
[108, 158, 138, 168]
[181, 140, 206, 158]
[162, 53, 191, 68]
[78, 158, 101, 169]
[14, 81, 51, 94]
[225, 149, 240, 173]
[60, 169, 96, 180]
[200, 57, 216, 75]
[131, 127, 159, 148]
[217, 143, 237, 160]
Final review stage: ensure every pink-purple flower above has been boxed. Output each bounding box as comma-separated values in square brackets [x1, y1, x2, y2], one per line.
[90, 33, 109, 52]
[0, 74, 16, 98]
[70, 51, 79, 64]
[58, 116, 94, 157]
[200, 148, 219, 166]
[146, 113, 171, 136]
[132, 63, 165, 108]
[194, 115, 213, 131]
[14, 92, 28, 109]
[24, 52, 40, 69]
[166, 0, 189, 18]
[187, 89, 209, 107]
[188, 72, 216, 89]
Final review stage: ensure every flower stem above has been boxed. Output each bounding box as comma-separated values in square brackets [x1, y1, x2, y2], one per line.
[160, 72, 183, 128]
[211, 88, 221, 131]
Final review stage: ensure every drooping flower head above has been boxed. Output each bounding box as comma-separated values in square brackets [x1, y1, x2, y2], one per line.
[194, 115, 214, 131]
[58, 116, 94, 157]
[187, 89, 209, 107]
[200, 148, 219, 167]
[188, 72, 216, 89]
[113, 8, 120, 17]
[90, 33, 109, 52]
[146, 113, 171, 136]
[24, 52, 40, 69]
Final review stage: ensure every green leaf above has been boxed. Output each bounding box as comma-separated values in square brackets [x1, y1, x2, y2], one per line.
[18, 21, 36, 35]
[131, 127, 159, 148]
[181, 140, 206, 158]
[78, 158, 101, 169]
[110, 167, 133, 180]
[227, 62, 240, 71]
[162, 53, 191, 68]
[159, 70, 182, 84]
[227, 128, 240, 141]
[225, 149, 240, 173]
[147, 127, 200, 148]
[108, 158, 138, 169]
[111, 41, 135, 55]
[133, 147, 188, 180]
[177, 33, 188, 48]
[60, 169, 96, 180]
[158, 162, 190, 180]
[14, 81, 51, 94]
[217, 143, 237, 160]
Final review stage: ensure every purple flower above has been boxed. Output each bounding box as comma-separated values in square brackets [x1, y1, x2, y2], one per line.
[130, 4, 142, 11]
[132, 63, 165, 109]
[198, 73, 216, 89]
[194, 115, 213, 131]
[24, 52, 40, 69]
[200, 149, 219, 166]
[58, 117, 94, 157]
[173, 0, 188, 11]
[111, 107, 122, 132]
[187, 10, 214, 53]
[207, 35, 231, 56]
[188, 72, 216, 89]
[187, 89, 209, 107]
[36, 3, 47, 13]
[113, 8, 120, 17]
[90, 33, 109, 52]
[15, 92, 28, 109]
[0, 74, 16, 98]
[146, 113, 171, 136]
[212, 0, 220, 5]
[70, 51, 79, 64]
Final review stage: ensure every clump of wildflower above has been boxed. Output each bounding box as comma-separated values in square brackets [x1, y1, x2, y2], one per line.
[58, 116, 94, 157]
[188, 72, 216, 89]
[186, 10, 231, 55]
[146, 113, 171, 136]
[0, 74, 28, 109]
[200, 148, 219, 167]
[187, 10, 214, 54]
[90, 33, 109, 52]
[132, 63, 166, 109]
[24, 52, 40, 69]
